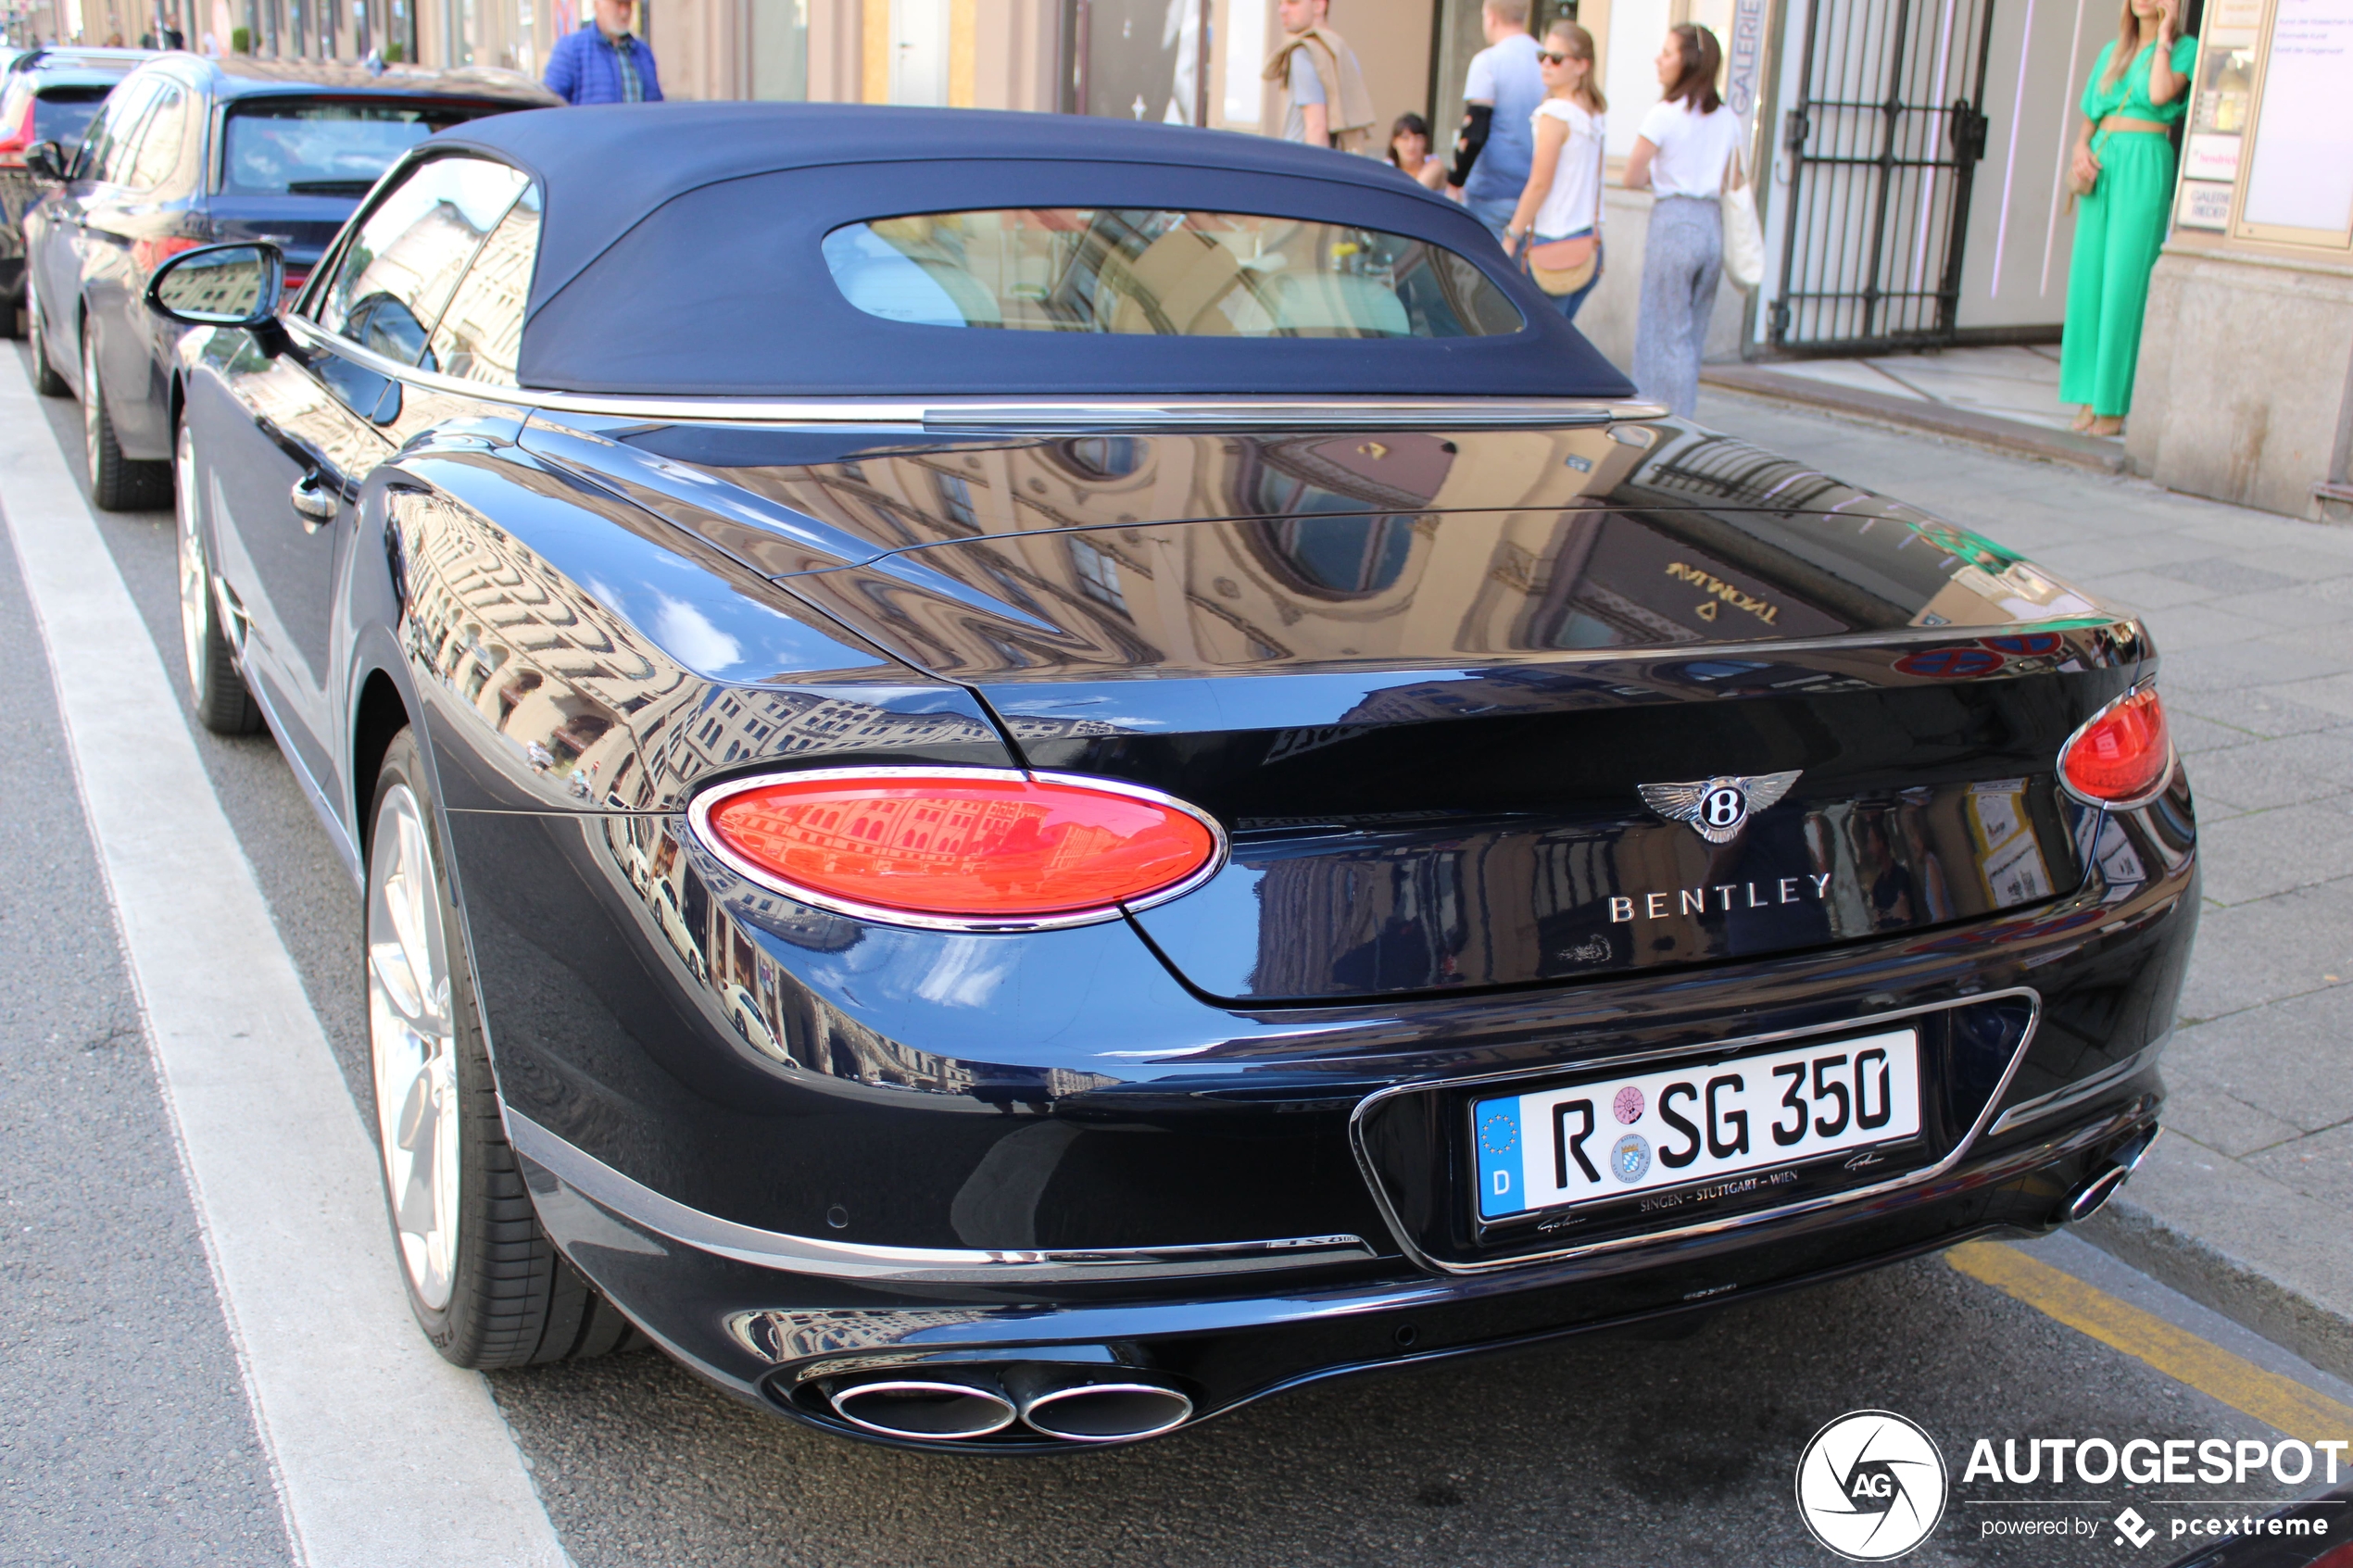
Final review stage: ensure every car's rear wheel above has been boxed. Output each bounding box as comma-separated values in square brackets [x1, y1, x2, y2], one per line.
[27, 278, 69, 396]
[82, 329, 170, 511]
[366, 728, 643, 1369]
[175, 420, 262, 735]
[3, 287, 24, 341]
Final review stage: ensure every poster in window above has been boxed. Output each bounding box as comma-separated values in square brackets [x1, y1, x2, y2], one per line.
[2237, 0, 2353, 245]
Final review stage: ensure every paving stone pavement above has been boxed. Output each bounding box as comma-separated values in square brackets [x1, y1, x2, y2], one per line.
[1699, 388, 2353, 1377]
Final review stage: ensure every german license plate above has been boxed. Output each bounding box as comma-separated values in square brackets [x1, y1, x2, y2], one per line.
[1471, 1028, 1921, 1221]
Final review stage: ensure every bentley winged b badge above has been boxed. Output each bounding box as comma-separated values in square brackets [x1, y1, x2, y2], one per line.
[1638, 770, 1803, 844]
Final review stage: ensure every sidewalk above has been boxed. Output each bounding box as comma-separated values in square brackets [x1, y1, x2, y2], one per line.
[1704, 344, 2133, 475]
[1699, 387, 2353, 1379]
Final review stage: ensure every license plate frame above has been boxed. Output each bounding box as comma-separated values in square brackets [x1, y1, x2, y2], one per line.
[1468, 1027, 1923, 1225]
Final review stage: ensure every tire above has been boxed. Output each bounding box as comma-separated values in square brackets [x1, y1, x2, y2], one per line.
[82, 327, 171, 511]
[3, 288, 23, 341]
[27, 277, 69, 396]
[175, 420, 262, 735]
[366, 727, 643, 1370]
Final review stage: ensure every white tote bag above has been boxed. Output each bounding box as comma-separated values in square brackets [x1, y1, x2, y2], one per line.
[1721, 147, 1766, 292]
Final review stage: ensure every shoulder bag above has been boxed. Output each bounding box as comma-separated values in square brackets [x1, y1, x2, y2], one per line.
[1720, 139, 1766, 292]
[1527, 112, 1605, 297]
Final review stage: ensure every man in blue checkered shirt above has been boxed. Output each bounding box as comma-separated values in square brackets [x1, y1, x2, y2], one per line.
[545, 0, 664, 105]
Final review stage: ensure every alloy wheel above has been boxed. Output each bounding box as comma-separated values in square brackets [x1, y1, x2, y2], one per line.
[175, 423, 208, 696]
[81, 330, 101, 479]
[368, 784, 462, 1311]
[25, 270, 65, 395]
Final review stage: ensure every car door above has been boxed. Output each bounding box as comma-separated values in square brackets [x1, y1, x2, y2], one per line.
[93, 74, 193, 455]
[56, 74, 159, 390]
[34, 73, 152, 365]
[201, 154, 526, 793]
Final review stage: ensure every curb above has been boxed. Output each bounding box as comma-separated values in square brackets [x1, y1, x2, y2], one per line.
[1700, 363, 2132, 475]
[2071, 1135, 2353, 1385]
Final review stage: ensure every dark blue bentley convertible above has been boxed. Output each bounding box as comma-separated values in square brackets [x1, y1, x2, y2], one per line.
[146, 103, 2194, 1449]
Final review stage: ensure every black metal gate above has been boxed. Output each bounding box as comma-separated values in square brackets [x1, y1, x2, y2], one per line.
[1768, 0, 1997, 353]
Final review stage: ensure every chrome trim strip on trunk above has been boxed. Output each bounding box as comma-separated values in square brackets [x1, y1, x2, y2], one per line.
[503, 1107, 1376, 1282]
[916, 402, 1655, 431]
[1346, 987, 2044, 1277]
[277, 317, 1665, 429]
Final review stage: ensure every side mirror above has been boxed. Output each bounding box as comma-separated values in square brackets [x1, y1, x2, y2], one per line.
[145, 242, 285, 328]
[23, 140, 66, 182]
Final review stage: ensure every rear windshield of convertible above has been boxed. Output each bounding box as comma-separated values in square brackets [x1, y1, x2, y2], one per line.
[823, 208, 1523, 339]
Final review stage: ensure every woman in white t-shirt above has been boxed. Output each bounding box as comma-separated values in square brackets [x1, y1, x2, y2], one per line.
[1499, 21, 1608, 323]
[1622, 23, 1743, 417]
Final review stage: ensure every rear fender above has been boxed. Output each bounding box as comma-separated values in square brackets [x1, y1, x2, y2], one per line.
[370, 444, 1014, 821]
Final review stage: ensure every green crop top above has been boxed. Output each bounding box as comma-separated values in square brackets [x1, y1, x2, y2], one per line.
[2081, 34, 2199, 125]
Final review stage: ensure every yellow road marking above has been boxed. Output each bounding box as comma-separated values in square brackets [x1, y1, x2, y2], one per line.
[1947, 1241, 2353, 1445]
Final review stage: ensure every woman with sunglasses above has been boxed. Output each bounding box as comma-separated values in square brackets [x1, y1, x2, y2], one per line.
[1499, 21, 1609, 323]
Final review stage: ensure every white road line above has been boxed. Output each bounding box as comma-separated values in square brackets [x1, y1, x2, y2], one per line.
[0, 355, 569, 1568]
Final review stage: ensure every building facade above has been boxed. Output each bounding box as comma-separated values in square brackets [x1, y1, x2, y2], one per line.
[17, 0, 2337, 519]
[2125, 0, 2353, 520]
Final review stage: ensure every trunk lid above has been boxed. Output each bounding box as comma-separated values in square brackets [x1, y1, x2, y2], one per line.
[539, 416, 2137, 1001]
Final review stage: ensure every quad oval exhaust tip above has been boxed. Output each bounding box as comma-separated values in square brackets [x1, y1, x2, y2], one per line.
[1014, 1375, 1195, 1444]
[820, 1362, 1196, 1445]
[2065, 1163, 2133, 1223]
[826, 1374, 1019, 1441]
[2063, 1128, 2159, 1224]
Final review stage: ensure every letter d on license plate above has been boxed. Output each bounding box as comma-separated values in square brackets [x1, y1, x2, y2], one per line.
[1472, 1028, 1920, 1220]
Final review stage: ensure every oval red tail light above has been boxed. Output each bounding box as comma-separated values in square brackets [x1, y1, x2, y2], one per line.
[2059, 687, 2173, 806]
[691, 770, 1223, 929]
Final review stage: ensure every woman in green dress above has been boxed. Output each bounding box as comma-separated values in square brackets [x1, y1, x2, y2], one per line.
[2061, 0, 2196, 436]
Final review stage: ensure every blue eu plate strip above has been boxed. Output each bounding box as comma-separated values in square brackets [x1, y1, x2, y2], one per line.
[1474, 1097, 1525, 1219]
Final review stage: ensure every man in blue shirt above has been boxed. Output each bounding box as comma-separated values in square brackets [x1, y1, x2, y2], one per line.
[545, 0, 663, 105]
[1448, 0, 1543, 240]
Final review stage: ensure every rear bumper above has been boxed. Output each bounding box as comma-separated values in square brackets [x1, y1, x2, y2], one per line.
[498, 776, 2196, 1445]
[521, 1088, 2163, 1448]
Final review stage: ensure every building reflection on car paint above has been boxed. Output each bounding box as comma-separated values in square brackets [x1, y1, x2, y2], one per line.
[689, 422, 2103, 687]
[389, 412, 2135, 1106]
[387, 471, 1139, 1105]
[599, 812, 1137, 1108]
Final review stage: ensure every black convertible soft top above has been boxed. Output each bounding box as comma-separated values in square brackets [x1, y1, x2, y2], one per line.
[427, 103, 1635, 401]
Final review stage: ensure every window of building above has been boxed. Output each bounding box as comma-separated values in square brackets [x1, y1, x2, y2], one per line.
[752, 0, 810, 100]
[1250, 514, 1418, 597]
[1068, 537, 1128, 612]
[1056, 436, 1146, 480]
[936, 472, 978, 530]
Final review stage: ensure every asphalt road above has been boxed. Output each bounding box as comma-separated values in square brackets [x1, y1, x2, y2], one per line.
[3, 344, 2347, 1568]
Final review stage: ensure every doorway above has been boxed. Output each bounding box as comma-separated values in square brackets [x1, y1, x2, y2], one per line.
[1768, 0, 1998, 352]
[1065, 0, 1205, 123]
[889, 0, 949, 106]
